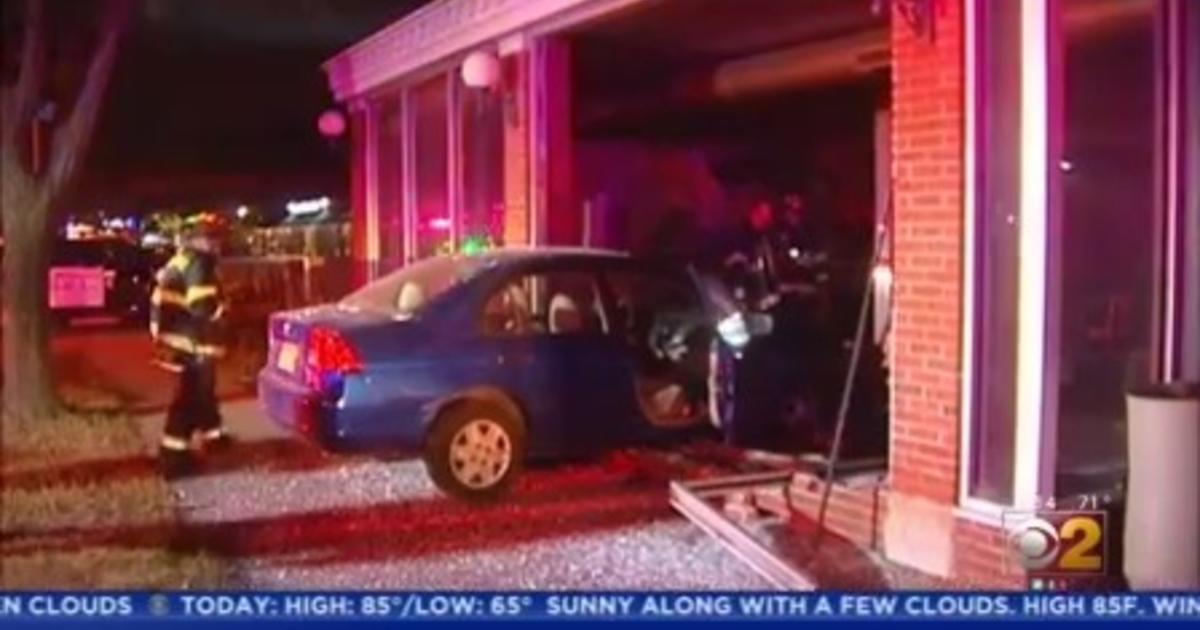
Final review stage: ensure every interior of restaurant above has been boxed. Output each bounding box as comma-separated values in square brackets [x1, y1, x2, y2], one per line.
[564, 0, 893, 457]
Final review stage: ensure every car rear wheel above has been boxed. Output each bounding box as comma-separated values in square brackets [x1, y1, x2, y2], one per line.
[424, 400, 525, 502]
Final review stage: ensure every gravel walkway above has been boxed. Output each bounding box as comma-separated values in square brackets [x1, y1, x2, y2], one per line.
[145, 401, 770, 590]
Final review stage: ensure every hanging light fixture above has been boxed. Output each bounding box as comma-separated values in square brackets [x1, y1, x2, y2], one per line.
[461, 50, 502, 89]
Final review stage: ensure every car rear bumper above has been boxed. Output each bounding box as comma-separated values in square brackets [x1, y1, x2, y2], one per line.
[258, 369, 432, 451]
[257, 368, 352, 452]
[258, 367, 433, 454]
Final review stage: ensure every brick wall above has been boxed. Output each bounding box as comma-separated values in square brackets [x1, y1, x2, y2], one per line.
[765, 473, 1028, 587]
[503, 40, 577, 247]
[880, 0, 971, 578]
[889, 0, 965, 506]
[953, 518, 1027, 588]
[784, 472, 888, 552]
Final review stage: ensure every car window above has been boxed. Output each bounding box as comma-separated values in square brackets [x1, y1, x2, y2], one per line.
[606, 269, 700, 315]
[603, 269, 703, 340]
[341, 255, 489, 319]
[481, 270, 607, 337]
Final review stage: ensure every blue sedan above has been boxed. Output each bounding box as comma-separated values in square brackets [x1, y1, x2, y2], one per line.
[258, 248, 769, 501]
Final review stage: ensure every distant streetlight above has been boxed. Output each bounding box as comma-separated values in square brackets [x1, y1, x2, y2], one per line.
[236, 205, 250, 220]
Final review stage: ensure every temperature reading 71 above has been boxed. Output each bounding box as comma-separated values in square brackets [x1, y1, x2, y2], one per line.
[490, 596, 532, 616]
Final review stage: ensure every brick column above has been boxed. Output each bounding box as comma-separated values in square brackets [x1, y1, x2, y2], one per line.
[884, 0, 966, 577]
[542, 38, 578, 246]
[506, 38, 577, 248]
[349, 106, 371, 287]
[502, 51, 531, 246]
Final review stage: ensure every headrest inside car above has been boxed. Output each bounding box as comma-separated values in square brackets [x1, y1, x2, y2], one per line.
[548, 293, 582, 334]
[396, 282, 425, 316]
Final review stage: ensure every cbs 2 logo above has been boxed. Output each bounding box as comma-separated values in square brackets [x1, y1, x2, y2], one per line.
[1008, 512, 1106, 573]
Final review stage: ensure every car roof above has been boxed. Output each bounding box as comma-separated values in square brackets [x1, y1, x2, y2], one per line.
[442, 246, 633, 272]
[474, 246, 630, 262]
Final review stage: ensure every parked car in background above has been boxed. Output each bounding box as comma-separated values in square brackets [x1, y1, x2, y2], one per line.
[258, 248, 778, 501]
[49, 238, 155, 326]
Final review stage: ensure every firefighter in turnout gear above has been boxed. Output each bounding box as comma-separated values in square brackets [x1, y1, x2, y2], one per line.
[150, 215, 230, 478]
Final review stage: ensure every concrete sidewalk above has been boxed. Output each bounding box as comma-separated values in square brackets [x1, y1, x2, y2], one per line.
[136, 399, 284, 447]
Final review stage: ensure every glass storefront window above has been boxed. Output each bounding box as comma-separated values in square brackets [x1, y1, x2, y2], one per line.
[1053, 0, 1160, 495]
[968, 0, 1022, 504]
[413, 74, 451, 258]
[376, 95, 405, 272]
[460, 85, 506, 254]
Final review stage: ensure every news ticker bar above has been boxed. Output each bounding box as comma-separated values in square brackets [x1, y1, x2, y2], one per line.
[0, 592, 1198, 621]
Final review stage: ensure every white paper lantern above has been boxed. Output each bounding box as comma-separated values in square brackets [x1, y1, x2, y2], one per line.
[461, 50, 501, 88]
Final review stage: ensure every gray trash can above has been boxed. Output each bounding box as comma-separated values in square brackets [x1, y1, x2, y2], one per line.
[1124, 382, 1200, 590]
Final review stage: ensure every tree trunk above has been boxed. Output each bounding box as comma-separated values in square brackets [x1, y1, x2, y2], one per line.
[1, 175, 57, 426]
[0, 0, 131, 429]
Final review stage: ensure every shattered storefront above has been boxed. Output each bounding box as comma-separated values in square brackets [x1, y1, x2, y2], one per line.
[324, 0, 1200, 586]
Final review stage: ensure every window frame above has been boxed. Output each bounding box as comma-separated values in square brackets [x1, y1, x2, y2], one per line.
[961, 0, 1196, 515]
[960, 0, 1035, 513]
[598, 266, 710, 357]
[1164, 0, 1200, 381]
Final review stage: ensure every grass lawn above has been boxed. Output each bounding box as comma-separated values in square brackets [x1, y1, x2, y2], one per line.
[1, 411, 225, 589]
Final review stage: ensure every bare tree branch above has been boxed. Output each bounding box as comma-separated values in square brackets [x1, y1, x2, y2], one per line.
[43, 0, 132, 199]
[0, 0, 46, 151]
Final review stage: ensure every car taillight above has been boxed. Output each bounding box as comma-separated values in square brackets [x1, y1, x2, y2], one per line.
[304, 327, 362, 394]
[306, 327, 362, 373]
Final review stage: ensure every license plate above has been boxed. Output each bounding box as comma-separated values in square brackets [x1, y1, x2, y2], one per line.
[49, 267, 106, 309]
[277, 342, 300, 373]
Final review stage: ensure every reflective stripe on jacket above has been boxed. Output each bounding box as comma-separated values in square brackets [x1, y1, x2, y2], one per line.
[150, 250, 225, 357]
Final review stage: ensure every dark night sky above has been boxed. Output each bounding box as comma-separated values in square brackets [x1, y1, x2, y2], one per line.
[92, 0, 427, 173]
[5, 0, 433, 209]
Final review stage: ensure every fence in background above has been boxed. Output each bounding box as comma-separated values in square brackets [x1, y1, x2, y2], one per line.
[219, 256, 356, 382]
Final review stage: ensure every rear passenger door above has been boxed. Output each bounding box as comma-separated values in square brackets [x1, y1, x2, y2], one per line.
[478, 265, 639, 455]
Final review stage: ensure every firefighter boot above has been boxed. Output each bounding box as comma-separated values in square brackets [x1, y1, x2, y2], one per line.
[158, 445, 195, 480]
[196, 428, 233, 455]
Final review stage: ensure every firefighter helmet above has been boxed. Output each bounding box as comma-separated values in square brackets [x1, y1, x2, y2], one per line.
[180, 213, 227, 250]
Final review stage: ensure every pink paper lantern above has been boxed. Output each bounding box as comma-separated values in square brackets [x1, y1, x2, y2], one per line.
[318, 109, 347, 138]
